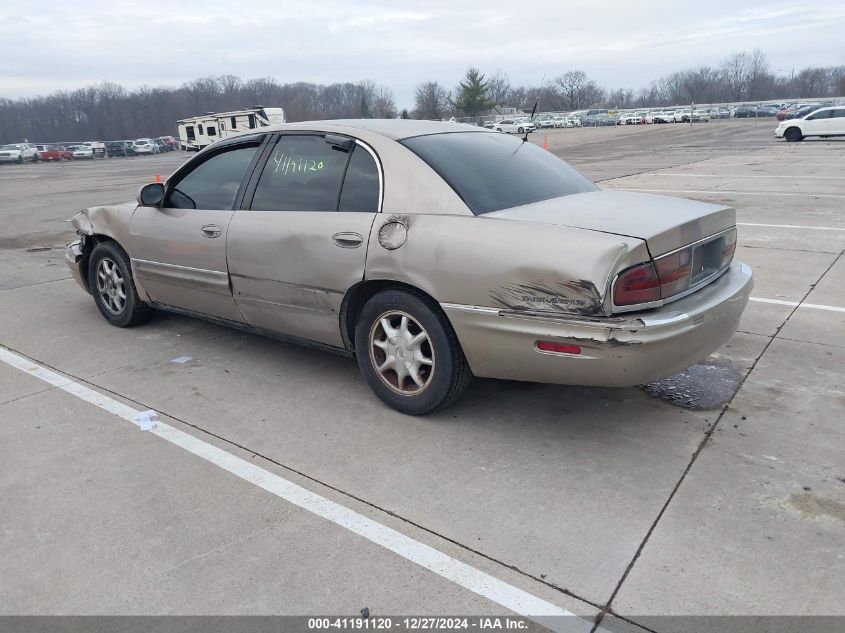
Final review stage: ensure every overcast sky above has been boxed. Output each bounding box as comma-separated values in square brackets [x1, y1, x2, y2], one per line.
[2, 1, 843, 108]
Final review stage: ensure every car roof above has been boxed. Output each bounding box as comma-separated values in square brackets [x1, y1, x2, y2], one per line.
[260, 119, 487, 140]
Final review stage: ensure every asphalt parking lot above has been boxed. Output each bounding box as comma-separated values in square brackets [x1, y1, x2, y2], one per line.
[1, 120, 843, 632]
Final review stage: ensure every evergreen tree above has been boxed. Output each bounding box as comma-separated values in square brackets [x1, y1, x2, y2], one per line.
[455, 67, 495, 117]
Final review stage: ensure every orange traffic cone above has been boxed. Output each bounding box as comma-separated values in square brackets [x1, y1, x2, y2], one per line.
[155, 174, 161, 183]
[543, 133, 548, 151]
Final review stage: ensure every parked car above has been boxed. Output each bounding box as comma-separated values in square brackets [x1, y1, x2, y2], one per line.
[153, 138, 167, 153]
[156, 136, 178, 151]
[776, 106, 845, 142]
[72, 146, 95, 160]
[133, 138, 159, 155]
[64, 120, 752, 414]
[493, 119, 530, 134]
[0, 143, 39, 163]
[35, 144, 73, 161]
[106, 141, 132, 157]
[512, 117, 536, 132]
[785, 104, 821, 120]
[646, 111, 673, 124]
[776, 104, 808, 121]
[534, 116, 556, 129]
[617, 112, 640, 125]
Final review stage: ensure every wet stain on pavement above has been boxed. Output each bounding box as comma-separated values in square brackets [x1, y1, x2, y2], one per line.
[641, 361, 743, 410]
[787, 493, 845, 524]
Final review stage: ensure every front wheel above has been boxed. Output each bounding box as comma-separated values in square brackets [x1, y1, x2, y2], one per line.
[517, 127, 524, 134]
[88, 241, 153, 327]
[784, 127, 803, 142]
[355, 289, 471, 415]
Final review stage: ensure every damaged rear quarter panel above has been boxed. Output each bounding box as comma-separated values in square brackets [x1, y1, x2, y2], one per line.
[364, 213, 650, 316]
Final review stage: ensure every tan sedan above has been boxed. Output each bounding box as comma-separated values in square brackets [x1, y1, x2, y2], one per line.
[65, 120, 752, 414]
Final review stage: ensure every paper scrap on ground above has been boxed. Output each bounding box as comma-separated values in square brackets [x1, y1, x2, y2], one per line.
[171, 356, 193, 364]
[133, 409, 158, 431]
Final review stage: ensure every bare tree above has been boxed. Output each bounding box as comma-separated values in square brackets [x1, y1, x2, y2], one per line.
[486, 70, 512, 106]
[554, 71, 604, 109]
[413, 81, 449, 120]
[608, 88, 635, 108]
[372, 85, 398, 118]
[721, 52, 753, 101]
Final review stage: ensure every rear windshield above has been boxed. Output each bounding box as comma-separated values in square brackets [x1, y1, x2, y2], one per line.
[401, 132, 598, 215]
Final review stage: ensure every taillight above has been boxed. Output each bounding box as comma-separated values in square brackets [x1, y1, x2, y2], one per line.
[614, 262, 659, 306]
[655, 247, 692, 298]
[721, 228, 737, 268]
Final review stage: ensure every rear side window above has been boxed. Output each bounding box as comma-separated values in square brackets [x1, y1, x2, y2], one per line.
[401, 132, 598, 215]
[250, 135, 349, 212]
[165, 145, 259, 210]
[339, 146, 380, 213]
[832, 109, 845, 119]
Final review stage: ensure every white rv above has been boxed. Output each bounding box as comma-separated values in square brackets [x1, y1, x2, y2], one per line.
[176, 106, 286, 151]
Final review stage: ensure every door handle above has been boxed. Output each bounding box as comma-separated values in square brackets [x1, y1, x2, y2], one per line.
[332, 232, 363, 248]
[201, 224, 222, 238]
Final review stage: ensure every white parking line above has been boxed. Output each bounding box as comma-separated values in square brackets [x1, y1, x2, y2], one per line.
[650, 174, 844, 180]
[609, 188, 845, 199]
[750, 297, 845, 313]
[0, 346, 593, 633]
[738, 222, 845, 232]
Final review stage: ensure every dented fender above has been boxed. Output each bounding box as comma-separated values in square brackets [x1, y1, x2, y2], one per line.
[364, 213, 651, 317]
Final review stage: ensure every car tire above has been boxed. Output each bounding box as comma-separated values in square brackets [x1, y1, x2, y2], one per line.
[354, 289, 471, 415]
[517, 127, 524, 134]
[784, 127, 803, 142]
[495, 128, 502, 133]
[17, 155, 23, 164]
[88, 241, 153, 327]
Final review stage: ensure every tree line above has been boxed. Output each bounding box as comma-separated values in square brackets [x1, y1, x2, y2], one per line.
[415, 51, 844, 119]
[1, 49, 842, 142]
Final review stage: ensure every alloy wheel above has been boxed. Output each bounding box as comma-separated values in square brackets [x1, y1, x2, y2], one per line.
[96, 257, 126, 315]
[369, 311, 435, 395]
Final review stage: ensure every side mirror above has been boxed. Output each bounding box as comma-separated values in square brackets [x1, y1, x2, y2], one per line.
[137, 182, 165, 207]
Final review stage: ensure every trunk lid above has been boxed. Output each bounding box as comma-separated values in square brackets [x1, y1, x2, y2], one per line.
[487, 190, 735, 257]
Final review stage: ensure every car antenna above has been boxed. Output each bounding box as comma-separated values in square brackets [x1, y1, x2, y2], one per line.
[524, 100, 538, 142]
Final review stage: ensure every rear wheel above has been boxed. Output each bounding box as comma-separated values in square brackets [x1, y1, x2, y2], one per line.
[354, 289, 471, 415]
[88, 241, 153, 327]
[784, 127, 803, 142]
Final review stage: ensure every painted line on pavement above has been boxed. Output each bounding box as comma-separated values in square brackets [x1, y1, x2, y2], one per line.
[750, 297, 845, 313]
[649, 174, 844, 180]
[608, 188, 845, 199]
[0, 346, 594, 633]
[738, 222, 845, 232]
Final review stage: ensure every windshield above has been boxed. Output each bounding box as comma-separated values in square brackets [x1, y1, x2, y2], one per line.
[401, 132, 598, 215]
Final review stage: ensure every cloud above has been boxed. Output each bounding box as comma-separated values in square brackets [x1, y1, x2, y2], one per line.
[0, 0, 841, 107]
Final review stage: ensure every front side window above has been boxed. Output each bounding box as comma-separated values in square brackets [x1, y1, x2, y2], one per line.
[832, 109, 845, 119]
[806, 110, 831, 120]
[401, 132, 598, 215]
[165, 145, 259, 210]
[250, 135, 349, 212]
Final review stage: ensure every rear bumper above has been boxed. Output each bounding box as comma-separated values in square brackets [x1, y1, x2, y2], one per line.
[442, 261, 753, 387]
